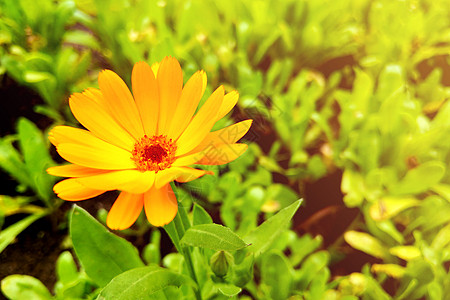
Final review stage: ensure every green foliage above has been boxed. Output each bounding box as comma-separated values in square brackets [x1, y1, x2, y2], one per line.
[180, 224, 247, 251]
[70, 206, 144, 287]
[244, 199, 302, 257]
[0, 0, 92, 118]
[97, 266, 194, 300]
[0, 118, 56, 253]
[0, 211, 46, 253]
[0, 118, 56, 203]
[1, 275, 53, 300]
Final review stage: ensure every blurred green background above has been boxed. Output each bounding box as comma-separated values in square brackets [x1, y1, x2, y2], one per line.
[1, 0, 450, 299]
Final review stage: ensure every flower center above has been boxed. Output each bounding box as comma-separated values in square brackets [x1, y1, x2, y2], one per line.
[131, 135, 177, 172]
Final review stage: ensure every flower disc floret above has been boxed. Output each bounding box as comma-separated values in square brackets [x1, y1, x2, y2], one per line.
[132, 135, 177, 172]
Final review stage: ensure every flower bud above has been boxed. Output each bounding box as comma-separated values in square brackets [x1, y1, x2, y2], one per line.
[210, 251, 233, 277]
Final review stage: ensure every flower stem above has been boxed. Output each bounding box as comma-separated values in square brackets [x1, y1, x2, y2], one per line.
[164, 204, 202, 300]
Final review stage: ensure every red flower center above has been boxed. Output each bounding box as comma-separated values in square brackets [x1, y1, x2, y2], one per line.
[143, 144, 167, 163]
[131, 135, 177, 172]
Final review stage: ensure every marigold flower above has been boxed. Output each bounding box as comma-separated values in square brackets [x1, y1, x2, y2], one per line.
[47, 56, 252, 230]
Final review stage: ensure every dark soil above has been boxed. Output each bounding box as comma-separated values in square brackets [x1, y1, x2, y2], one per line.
[0, 210, 68, 296]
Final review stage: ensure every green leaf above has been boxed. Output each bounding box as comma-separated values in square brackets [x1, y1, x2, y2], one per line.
[231, 254, 254, 288]
[1, 275, 52, 300]
[351, 69, 374, 118]
[192, 203, 213, 225]
[17, 118, 54, 203]
[295, 251, 329, 291]
[371, 264, 405, 278]
[70, 205, 144, 287]
[146, 286, 183, 300]
[389, 246, 421, 261]
[0, 136, 31, 188]
[266, 184, 298, 209]
[344, 231, 390, 260]
[391, 161, 445, 195]
[261, 251, 293, 300]
[427, 281, 443, 300]
[290, 234, 322, 267]
[97, 265, 194, 300]
[216, 283, 242, 297]
[56, 251, 79, 285]
[180, 224, 247, 251]
[431, 223, 450, 250]
[244, 199, 302, 257]
[0, 212, 47, 253]
[23, 71, 53, 83]
[369, 197, 420, 220]
[341, 169, 365, 207]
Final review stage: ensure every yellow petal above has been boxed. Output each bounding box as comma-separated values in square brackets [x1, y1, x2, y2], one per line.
[98, 70, 144, 139]
[156, 56, 183, 134]
[166, 71, 205, 140]
[69, 92, 136, 150]
[188, 119, 253, 154]
[216, 91, 239, 121]
[106, 192, 144, 230]
[76, 170, 155, 193]
[143, 184, 178, 227]
[175, 167, 213, 183]
[47, 164, 108, 177]
[132, 61, 159, 136]
[172, 151, 205, 167]
[176, 86, 224, 156]
[154, 167, 185, 189]
[196, 143, 248, 165]
[49, 125, 85, 146]
[51, 126, 136, 170]
[53, 179, 105, 201]
[81, 88, 108, 110]
[57, 143, 135, 170]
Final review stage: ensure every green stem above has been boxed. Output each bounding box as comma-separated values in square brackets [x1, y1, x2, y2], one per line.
[164, 205, 202, 300]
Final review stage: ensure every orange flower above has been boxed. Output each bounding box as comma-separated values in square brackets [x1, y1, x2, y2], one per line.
[47, 57, 252, 230]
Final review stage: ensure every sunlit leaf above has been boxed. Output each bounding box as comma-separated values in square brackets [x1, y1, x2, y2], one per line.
[192, 203, 213, 225]
[97, 265, 194, 300]
[261, 251, 293, 300]
[244, 200, 302, 257]
[180, 224, 247, 251]
[1, 275, 52, 300]
[389, 246, 421, 261]
[70, 206, 144, 287]
[390, 161, 445, 195]
[0, 212, 47, 253]
[344, 231, 390, 260]
[369, 197, 420, 220]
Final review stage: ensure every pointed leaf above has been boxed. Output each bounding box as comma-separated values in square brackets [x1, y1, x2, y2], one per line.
[244, 200, 302, 257]
[180, 224, 247, 251]
[70, 206, 144, 287]
[192, 203, 213, 225]
[0, 136, 31, 188]
[17, 118, 55, 203]
[97, 265, 194, 300]
[0, 212, 46, 253]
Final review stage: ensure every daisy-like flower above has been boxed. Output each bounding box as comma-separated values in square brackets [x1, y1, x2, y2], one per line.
[47, 56, 252, 230]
